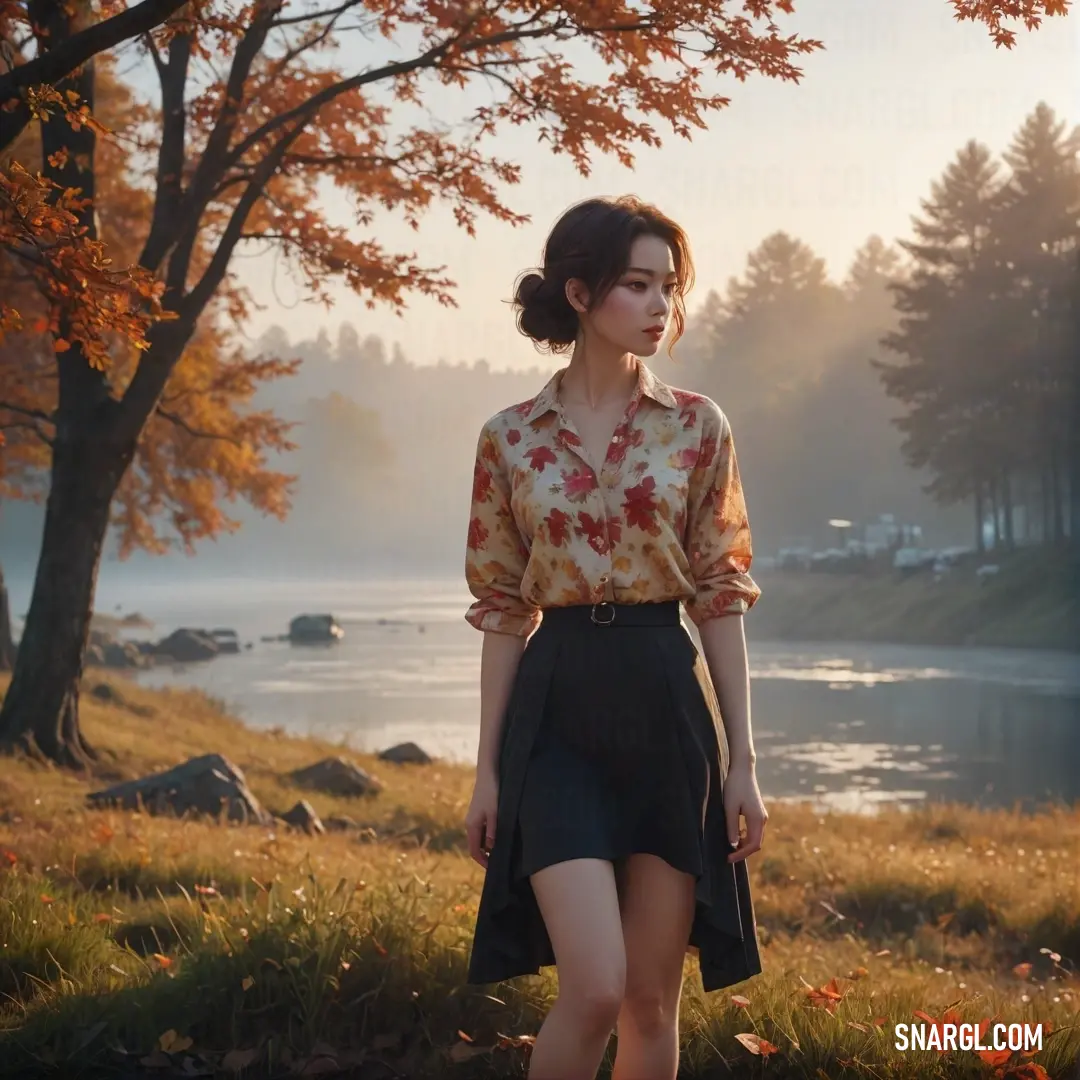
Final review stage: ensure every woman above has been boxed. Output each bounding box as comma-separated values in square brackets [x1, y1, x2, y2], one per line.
[462, 195, 767, 1080]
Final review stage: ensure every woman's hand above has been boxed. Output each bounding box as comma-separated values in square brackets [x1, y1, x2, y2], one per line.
[465, 769, 499, 869]
[723, 760, 768, 863]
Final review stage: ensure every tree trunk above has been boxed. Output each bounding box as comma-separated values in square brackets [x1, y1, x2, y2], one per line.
[1041, 467, 1052, 545]
[0, 429, 126, 767]
[1049, 440, 1065, 546]
[974, 483, 986, 555]
[0, 4, 119, 769]
[0, 560, 14, 672]
[989, 478, 1001, 550]
[1001, 470, 1015, 550]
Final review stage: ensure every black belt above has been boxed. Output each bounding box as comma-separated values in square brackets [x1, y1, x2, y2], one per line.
[539, 600, 681, 628]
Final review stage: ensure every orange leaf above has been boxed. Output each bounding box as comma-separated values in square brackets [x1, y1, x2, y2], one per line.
[1012, 963, 1032, 979]
[93, 913, 112, 923]
[734, 1032, 779, 1057]
[977, 1048, 1013, 1067]
[53, 337, 71, 352]
[221, 1047, 260, 1071]
[448, 1041, 489, 1063]
[40, 893, 55, 904]
[1008, 1065, 1050, 1080]
[152, 953, 172, 968]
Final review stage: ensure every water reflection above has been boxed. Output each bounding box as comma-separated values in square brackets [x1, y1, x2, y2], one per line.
[749, 646, 1080, 813]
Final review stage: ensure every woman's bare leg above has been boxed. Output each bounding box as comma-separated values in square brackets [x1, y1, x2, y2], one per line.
[611, 853, 696, 1080]
[527, 858, 626, 1080]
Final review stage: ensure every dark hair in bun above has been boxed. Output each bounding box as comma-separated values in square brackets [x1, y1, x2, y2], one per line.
[512, 195, 694, 354]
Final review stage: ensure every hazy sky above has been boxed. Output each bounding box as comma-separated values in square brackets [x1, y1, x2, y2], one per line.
[231, 0, 1078, 372]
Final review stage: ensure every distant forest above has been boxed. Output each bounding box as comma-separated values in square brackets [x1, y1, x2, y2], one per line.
[2, 103, 1076, 581]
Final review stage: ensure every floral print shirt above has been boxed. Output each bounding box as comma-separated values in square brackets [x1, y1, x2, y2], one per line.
[464, 360, 761, 636]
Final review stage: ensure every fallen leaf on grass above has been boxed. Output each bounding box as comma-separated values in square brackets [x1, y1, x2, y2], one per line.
[448, 1041, 490, 1063]
[977, 1047, 1012, 1067]
[804, 978, 847, 1013]
[220, 1047, 259, 1072]
[910, 1008, 963, 1053]
[158, 1030, 193, 1054]
[152, 953, 172, 969]
[495, 1032, 536, 1049]
[1006, 1065, 1050, 1080]
[734, 1033, 779, 1057]
[40, 893, 55, 904]
[848, 966, 869, 980]
[1012, 963, 1032, 979]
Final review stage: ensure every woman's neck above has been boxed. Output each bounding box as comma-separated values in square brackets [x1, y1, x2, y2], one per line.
[560, 341, 638, 409]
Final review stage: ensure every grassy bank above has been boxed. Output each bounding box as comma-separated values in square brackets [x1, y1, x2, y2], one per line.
[0, 674, 1077, 1079]
[750, 550, 1080, 651]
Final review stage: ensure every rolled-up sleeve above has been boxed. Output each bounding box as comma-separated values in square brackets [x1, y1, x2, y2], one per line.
[683, 407, 761, 626]
[464, 422, 542, 636]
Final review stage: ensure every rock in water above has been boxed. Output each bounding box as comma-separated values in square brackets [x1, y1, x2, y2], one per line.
[377, 742, 433, 765]
[290, 756, 383, 796]
[154, 628, 219, 662]
[86, 753, 272, 825]
[288, 614, 344, 643]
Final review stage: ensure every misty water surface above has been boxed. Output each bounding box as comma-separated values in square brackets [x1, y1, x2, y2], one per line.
[16, 575, 1079, 814]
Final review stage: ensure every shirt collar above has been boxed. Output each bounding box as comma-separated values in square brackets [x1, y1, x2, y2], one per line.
[522, 359, 677, 424]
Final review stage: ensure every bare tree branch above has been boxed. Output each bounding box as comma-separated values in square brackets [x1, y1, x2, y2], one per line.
[0, 400, 54, 424]
[154, 405, 243, 446]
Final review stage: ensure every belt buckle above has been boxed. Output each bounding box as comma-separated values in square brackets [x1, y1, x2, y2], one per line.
[590, 602, 615, 626]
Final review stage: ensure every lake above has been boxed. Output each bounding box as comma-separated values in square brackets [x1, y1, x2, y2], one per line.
[22, 575, 1080, 814]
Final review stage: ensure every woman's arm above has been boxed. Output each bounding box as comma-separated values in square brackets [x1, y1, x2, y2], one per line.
[698, 613, 755, 769]
[476, 629, 527, 778]
[683, 406, 767, 863]
[700, 614, 767, 863]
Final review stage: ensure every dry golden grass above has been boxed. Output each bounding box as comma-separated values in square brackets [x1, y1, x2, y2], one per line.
[0, 671, 1078, 1078]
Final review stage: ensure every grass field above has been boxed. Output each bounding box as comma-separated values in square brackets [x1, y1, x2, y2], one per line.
[0, 673, 1077, 1079]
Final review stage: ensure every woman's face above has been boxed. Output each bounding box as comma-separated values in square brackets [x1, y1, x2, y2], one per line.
[568, 233, 678, 357]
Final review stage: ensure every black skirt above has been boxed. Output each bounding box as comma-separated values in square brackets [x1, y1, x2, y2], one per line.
[465, 601, 762, 993]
